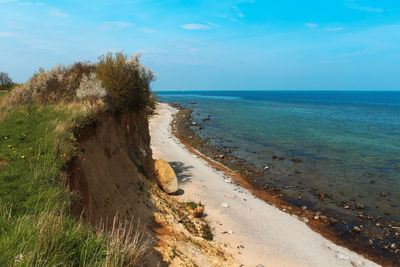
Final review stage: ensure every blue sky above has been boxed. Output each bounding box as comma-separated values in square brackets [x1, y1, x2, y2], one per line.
[0, 0, 399, 90]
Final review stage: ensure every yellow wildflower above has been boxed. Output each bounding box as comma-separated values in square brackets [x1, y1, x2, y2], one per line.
[7, 145, 11, 148]
[4, 137, 8, 140]
[21, 155, 25, 159]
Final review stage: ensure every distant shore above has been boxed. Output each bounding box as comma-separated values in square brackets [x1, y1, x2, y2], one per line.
[150, 102, 380, 267]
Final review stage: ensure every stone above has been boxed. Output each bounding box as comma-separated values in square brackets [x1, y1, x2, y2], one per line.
[353, 226, 361, 233]
[191, 206, 204, 218]
[356, 203, 364, 210]
[154, 159, 179, 194]
[279, 156, 285, 160]
[219, 154, 225, 159]
[256, 265, 265, 267]
[202, 115, 211, 121]
[301, 217, 309, 223]
[221, 202, 229, 208]
[264, 166, 270, 171]
[291, 158, 301, 163]
[336, 252, 350, 260]
[380, 192, 387, 197]
[302, 205, 307, 210]
[319, 215, 329, 223]
[224, 194, 235, 199]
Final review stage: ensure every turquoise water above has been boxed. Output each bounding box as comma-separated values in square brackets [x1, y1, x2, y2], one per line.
[158, 91, 400, 223]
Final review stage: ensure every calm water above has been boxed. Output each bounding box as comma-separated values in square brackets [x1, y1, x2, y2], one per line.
[158, 91, 400, 223]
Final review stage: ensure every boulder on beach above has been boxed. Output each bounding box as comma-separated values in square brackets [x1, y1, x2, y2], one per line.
[154, 159, 179, 194]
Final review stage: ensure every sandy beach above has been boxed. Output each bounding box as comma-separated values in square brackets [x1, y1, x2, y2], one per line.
[149, 102, 380, 267]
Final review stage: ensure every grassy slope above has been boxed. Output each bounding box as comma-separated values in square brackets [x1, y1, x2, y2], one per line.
[0, 104, 133, 266]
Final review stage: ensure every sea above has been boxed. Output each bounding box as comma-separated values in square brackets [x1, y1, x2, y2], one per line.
[157, 90, 400, 238]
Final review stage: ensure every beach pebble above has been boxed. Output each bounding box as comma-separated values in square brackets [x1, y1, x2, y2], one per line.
[224, 194, 235, 199]
[256, 265, 265, 267]
[301, 217, 309, 223]
[264, 166, 270, 171]
[221, 202, 229, 208]
[224, 178, 233, 184]
[237, 244, 245, 249]
[319, 215, 329, 223]
[219, 154, 225, 159]
[336, 252, 350, 260]
[301, 205, 307, 210]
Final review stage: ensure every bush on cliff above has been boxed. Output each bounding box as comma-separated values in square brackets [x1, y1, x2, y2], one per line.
[96, 52, 155, 112]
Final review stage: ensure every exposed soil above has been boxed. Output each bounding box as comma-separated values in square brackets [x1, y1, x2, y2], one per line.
[66, 108, 236, 266]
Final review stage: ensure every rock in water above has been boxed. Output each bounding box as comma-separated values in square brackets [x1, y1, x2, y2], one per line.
[154, 159, 179, 194]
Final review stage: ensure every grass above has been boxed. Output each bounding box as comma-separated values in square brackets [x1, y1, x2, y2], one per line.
[0, 102, 150, 266]
[184, 202, 203, 210]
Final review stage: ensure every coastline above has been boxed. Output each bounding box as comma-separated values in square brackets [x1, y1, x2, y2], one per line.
[150, 102, 380, 267]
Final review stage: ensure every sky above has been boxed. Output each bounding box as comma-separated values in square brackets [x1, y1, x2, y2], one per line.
[0, 0, 399, 91]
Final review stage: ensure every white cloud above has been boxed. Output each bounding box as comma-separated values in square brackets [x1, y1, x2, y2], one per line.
[218, 5, 245, 22]
[49, 8, 69, 18]
[325, 27, 343, 32]
[0, 0, 18, 3]
[181, 24, 210, 30]
[98, 21, 134, 30]
[305, 23, 318, 28]
[346, 1, 383, 13]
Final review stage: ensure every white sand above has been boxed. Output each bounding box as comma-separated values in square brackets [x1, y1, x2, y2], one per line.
[149, 103, 380, 267]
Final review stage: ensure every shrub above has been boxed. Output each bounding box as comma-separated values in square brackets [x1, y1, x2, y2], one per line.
[15, 65, 76, 104]
[96, 52, 155, 111]
[76, 73, 106, 99]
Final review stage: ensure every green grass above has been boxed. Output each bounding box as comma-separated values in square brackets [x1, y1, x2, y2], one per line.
[184, 201, 203, 210]
[0, 91, 7, 98]
[0, 104, 148, 266]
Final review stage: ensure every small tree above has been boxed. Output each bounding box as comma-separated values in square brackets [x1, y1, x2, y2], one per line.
[0, 72, 13, 90]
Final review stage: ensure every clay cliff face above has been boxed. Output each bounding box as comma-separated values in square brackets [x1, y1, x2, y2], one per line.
[68, 108, 155, 226]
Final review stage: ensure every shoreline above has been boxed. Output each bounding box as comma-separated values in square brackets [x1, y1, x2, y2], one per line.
[150, 102, 380, 267]
[167, 102, 399, 266]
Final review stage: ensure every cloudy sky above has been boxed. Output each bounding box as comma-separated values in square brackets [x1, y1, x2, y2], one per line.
[0, 0, 399, 90]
